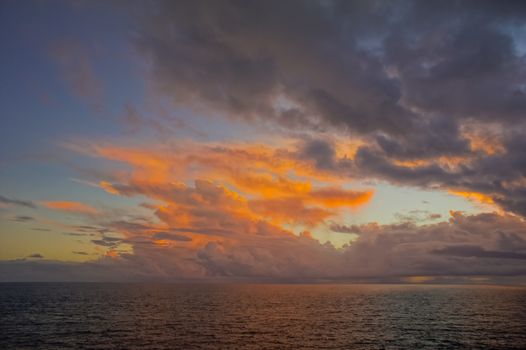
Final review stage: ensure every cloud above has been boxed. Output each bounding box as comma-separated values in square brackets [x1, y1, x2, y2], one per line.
[248, 198, 333, 227]
[27, 254, 44, 259]
[351, 136, 526, 217]
[134, 1, 526, 134]
[91, 235, 122, 248]
[50, 41, 103, 111]
[88, 141, 373, 230]
[134, 1, 415, 135]
[0, 195, 36, 208]
[152, 232, 192, 242]
[2, 211, 526, 282]
[432, 245, 526, 260]
[42, 201, 99, 215]
[393, 210, 442, 223]
[39, 138, 521, 282]
[72, 251, 89, 255]
[63, 232, 89, 237]
[10, 215, 35, 223]
[330, 223, 366, 235]
[298, 139, 337, 170]
[290, 136, 526, 218]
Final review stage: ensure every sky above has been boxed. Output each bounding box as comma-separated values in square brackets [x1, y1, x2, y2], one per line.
[1, 0, 526, 283]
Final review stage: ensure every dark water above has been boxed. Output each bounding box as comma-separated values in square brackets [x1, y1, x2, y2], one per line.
[1, 283, 525, 349]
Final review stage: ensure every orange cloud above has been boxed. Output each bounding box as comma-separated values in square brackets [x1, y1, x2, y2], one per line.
[249, 198, 333, 226]
[70, 140, 374, 248]
[232, 173, 312, 198]
[461, 123, 505, 156]
[449, 190, 495, 205]
[392, 156, 469, 171]
[245, 187, 373, 226]
[43, 201, 99, 215]
[90, 142, 342, 185]
[308, 188, 373, 208]
[99, 181, 120, 195]
[93, 142, 362, 190]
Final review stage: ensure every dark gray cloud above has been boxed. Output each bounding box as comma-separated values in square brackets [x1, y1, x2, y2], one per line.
[91, 236, 122, 248]
[73, 225, 108, 235]
[0, 195, 36, 208]
[330, 223, 362, 235]
[384, 1, 526, 124]
[63, 232, 89, 237]
[353, 146, 455, 186]
[298, 139, 336, 170]
[134, 0, 526, 138]
[394, 210, 442, 223]
[10, 215, 34, 222]
[72, 251, 89, 255]
[135, 0, 418, 137]
[433, 245, 526, 260]
[374, 117, 471, 160]
[31, 228, 51, 232]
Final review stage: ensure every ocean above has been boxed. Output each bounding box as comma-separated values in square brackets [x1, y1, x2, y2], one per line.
[1, 283, 525, 349]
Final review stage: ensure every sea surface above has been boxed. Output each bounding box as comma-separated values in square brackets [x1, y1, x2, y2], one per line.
[1, 283, 525, 349]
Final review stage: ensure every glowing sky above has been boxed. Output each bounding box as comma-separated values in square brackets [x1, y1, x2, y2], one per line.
[1, 0, 526, 283]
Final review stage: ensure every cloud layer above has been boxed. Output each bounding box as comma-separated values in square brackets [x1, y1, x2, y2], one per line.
[2, 0, 526, 283]
[4, 140, 526, 283]
[3, 210, 526, 282]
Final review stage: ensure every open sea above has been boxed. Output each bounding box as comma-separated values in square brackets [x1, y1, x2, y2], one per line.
[1, 283, 525, 349]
